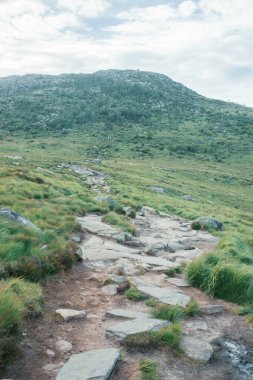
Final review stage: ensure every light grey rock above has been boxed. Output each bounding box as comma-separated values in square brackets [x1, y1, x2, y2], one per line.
[183, 320, 208, 333]
[76, 215, 119, 238]
[148, 186, 167, 193]
[137, 285, 191, 307]
[106, 318, 170, 340]
[151, 266, 170, 273]
[56, 348, 120, 380]
[0, 208, 39, 230]
[102, 285, 118, 296]
[43, 363, 63, 375]
[146, 243, 167, 255]
[200, 305, 224, 315]
[56, 309, 86, 322]
[55, 340, 73, 353]
[123, 206, 133, 217]
[193, 217, 224, 231]
[80, 236, 141, 261]
[180, 336, 213, 362]
[137, 256, 180, 269]
[107, 274, 126, 284]
[71, 236, 81, 243]
[46, 349, 56, 358]
[125, 239, 142, 247]
[166, 278, 189, 287]
[91, 159, 102, 164]
[106, 309, 150, 320]
[182, 195, 195, 202]
[167, 242, 184, 253]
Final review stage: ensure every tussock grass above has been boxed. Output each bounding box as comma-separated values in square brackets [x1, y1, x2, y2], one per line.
[151, 305, 184, 323]
[139, 359, 158, 380]
[125, 287, 149, 301]
[102, 211, 136, 235]
[123, 323, 182, 351]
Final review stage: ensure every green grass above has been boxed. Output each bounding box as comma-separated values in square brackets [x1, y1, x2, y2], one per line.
[238, 304, 253, 324]
[139, 359, 158, 380]
[123, 323, 182, 351]
[102, 211, 136, 235]
[151, 305, 184, 323]
[125, 287, 149, 301]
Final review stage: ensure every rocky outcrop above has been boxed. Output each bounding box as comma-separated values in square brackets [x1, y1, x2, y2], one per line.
[0, 208, 39, 230]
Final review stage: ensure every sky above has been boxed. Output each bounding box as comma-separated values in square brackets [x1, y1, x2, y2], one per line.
[0, 0, 253, 106]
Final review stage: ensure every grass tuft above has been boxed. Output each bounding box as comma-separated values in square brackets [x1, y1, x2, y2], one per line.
[139, 359, 158, 380]
[125, 287, 149, 302]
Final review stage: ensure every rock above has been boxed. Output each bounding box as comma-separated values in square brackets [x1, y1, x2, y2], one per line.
[55, 348, 120, 380]
[71, 235, 81, 243]
[76, 215, 119, 238]
[102, 285, 118, 296]
[147, 186, 167, 193]
[106, 309, 149, 320]
[137, 285, 191, 307]
[139, 206, 157, 216]
[180, 336, 213, 362]
[91, 159, 102, 164]
[55, 340, 73, 353]
[137, 256, 180, 269]
[192, 217, 224, 231]
[146, 243, 167, 255]
[166, 278, 189, 287]
[167, 242, 184, 253]
[106, 274, 126, 284]
[200, 305, 224, 315]
[46, 349, 55, 358]
[125, 239, 142, 247]
[43, 363, 63, 375]
[182, 195, 195, 202]
[56, 309, 86, 322]
[80, 235, 141, 261]
[151, 266, 170, 273]
[123, 206, 133, 217]
[183, 320, 208, 333]
[106, 318, 170, 340]
[0, 208, 39, 230]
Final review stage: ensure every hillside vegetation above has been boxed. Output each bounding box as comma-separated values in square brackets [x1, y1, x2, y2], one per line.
[0, 70, 252, 161]
[0, 70, 252, 368]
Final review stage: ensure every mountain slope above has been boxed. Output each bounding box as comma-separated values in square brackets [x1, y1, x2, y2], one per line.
[0, 69, 252, 160]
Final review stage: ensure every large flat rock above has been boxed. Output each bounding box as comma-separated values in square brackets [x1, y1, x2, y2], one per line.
[137, 285, 191, 307]
[77, 215, 119, 238]
[56, 348, 120, 380]
[180, 336, 213, 362]
[136, 256, 180, 269]
[80, 236, 141, 261]
[106, 318, 170, 340]
[106, 309, 150, 320]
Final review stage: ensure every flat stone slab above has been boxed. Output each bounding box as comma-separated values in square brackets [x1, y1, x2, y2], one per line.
[180, 336, 213, 362]
[80, 236, 141, 261]
[137, 256, 180, 269]
[77, 216, 119, 238]
[137, 285, 191, 307]
[56, 309, 86, 322]
[56, 348, 120, 380]
[200, 305, 224, 315]
[106, 309, 150, 320]
[106, 318, 170, 340]
[166, 278, 190, 287]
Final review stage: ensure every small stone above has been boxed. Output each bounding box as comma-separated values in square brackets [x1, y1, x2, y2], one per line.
[71, 236, 81, 243]
[102, 285, 118, 296]
[145, 243, 166, 256]
[55, 340, 73, 353]
[46, 349, 55, 358]
[56, 309, 86, 322]
[43, 363, 63, 375]
[200, 305, 224, 315]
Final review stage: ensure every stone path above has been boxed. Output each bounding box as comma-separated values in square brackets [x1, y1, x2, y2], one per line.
[52, 206, 224, 377]
[7, 204, 253, 380]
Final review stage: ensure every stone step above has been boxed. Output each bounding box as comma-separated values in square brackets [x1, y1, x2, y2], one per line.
[136, 285, 191, 307]
[180, 336, 213, 362]
[56, 348, 120, 380]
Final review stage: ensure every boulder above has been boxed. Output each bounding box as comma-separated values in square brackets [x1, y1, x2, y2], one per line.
[167, 242, 184, 253]
[146, 243, 167, 256]
[102, 285, 118, 296]
[0, 208, 39, 230]
[56, 348, 120, 380]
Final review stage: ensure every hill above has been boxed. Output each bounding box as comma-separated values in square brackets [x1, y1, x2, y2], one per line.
[0, 69, 252, 161]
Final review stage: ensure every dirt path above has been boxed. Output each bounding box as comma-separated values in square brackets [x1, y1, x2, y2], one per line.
[4, 207, 253, 380]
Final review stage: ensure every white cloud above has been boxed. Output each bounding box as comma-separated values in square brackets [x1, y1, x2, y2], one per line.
[0, 0, 252, 106]
[57, 0, 110, 18]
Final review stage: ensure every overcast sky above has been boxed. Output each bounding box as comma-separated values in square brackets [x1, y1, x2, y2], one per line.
[0, 0, 253, 106]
